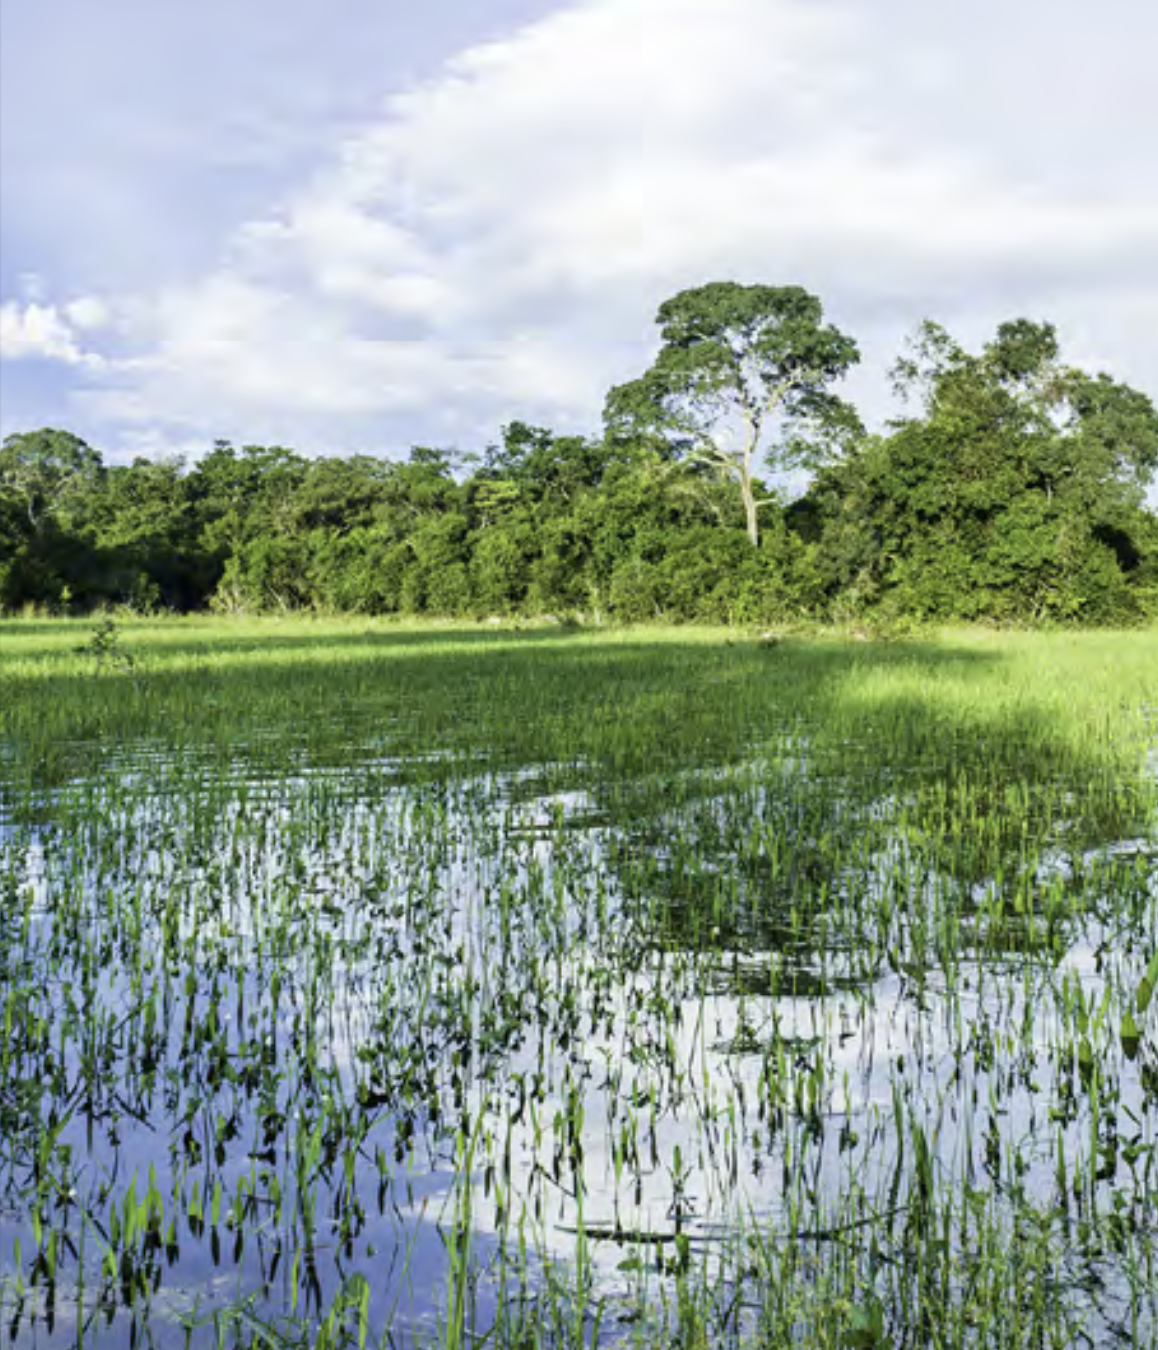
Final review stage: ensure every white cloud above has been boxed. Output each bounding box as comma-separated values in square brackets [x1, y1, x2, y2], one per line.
[0, 300, 105, 367]
[64, 296, 112, 331]
[47, 0, 1158, 449]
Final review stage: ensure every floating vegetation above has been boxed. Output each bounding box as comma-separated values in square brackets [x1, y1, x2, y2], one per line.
[0, 618, 1156, 1348]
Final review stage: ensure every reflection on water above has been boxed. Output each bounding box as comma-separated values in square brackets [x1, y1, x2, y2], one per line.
[1, 741, 1156, 1347]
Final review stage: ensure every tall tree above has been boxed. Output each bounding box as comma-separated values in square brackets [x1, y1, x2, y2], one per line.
[604, 283, 860, 546]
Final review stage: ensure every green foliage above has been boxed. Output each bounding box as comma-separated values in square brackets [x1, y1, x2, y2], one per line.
[1, 290, 1155, 626]
[813, 317, 1158, 623]
[75, 616, 135, 673]
[605, 282, 861, 546]
[0, 428, 106, 611]
[0, 427, 102, 535]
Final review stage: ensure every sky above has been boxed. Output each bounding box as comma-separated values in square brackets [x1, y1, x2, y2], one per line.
[2, 0, 1157, 464]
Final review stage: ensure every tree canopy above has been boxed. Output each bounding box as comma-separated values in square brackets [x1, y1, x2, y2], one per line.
[817, 319, 1158, 621]
[604, 282, 861, 546]
[1, 290, 1155, 626]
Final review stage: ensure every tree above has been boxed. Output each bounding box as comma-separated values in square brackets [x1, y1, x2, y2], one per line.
[287, 456, 392, 534]
[890, 317, 1158, 518]
[0, 429, 104, 610]
[0, 428, 102, 535]
[94, 456, 202, 609]
[604, 283, 861, 547]
[480, 422, 614, 505]
[817, 318, 1158, 621]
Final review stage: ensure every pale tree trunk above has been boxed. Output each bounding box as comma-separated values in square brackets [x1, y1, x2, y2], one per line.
[739, 413, 761, 548]
[740, 466, 760, 548]
[739, 370, 806, 549]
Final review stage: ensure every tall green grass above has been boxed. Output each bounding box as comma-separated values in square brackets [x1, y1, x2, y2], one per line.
[1, 617, 1155, 1348]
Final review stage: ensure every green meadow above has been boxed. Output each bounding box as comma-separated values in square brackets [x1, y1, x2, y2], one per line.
[1, 617, 1156, 1348]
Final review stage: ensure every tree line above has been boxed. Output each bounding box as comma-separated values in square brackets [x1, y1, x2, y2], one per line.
[3, 282, 1157, 625]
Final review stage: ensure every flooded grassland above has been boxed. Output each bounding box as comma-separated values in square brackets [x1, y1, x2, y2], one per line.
[0, 619, 1156, 1349]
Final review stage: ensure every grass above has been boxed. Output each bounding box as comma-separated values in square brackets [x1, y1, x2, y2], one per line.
[0, 616, 1156, 1348]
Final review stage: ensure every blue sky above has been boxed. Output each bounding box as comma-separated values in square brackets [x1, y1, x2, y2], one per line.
[2, 0, 1157, 464]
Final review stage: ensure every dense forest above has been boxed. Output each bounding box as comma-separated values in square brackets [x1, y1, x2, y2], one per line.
[3, 283, 1157, 625]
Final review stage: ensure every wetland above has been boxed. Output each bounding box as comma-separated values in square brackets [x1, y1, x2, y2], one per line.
[1, 618, 1156, 1349]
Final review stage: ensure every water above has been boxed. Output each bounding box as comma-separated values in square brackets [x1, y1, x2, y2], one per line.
[1, 736, 1156, 1347]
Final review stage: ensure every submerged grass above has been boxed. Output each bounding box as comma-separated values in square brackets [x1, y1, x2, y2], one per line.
[0, 617, 1156, 1348]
